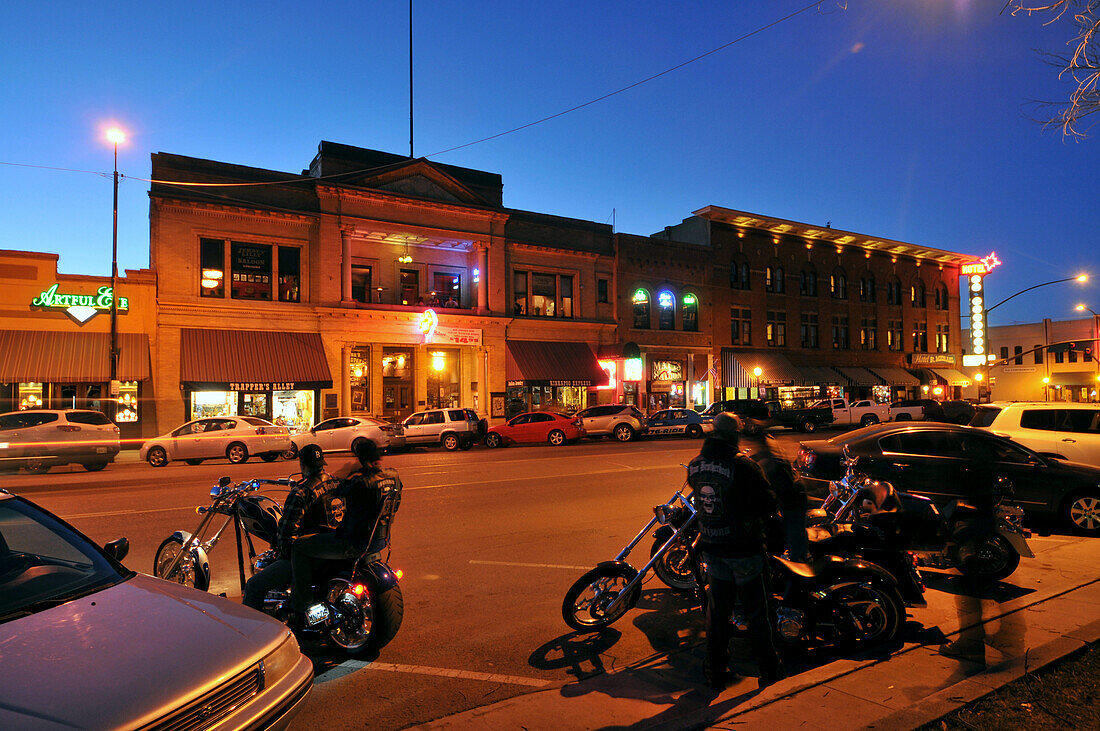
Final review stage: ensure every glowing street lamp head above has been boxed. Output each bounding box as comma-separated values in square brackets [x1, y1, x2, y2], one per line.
[1078, 304, 1087, 311]
[753, 367, 762, 378]
[105, 127, 126, 146]
[1076, 274, 1089, 283]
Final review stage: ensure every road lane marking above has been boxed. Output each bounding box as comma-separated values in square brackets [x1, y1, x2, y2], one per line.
[65, 505, 198, 520]
[470, 559, 591, 571]
[314, 659, 550, 687]
[406, 462, 681, 490]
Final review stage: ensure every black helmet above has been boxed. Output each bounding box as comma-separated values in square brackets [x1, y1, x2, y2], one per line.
[712, 412, 742, 444]
[354, 439, 382, 465]
[298, 443, 326, 474]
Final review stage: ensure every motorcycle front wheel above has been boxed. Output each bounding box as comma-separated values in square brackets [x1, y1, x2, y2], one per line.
[649, 535, 698, 592]
[958, 535, 1021, 582]
[562, 564, 640, 632]
[829, 582, 903, 647]
[324, 578, 404, 654]
[153, 536, 206, 590]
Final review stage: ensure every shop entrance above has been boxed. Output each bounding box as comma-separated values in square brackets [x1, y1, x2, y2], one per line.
[382, 348, 415, 422]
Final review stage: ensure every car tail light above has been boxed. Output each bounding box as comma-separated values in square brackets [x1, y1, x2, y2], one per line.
[380, 425, 394, 433]
[113, 425, 120, 434]
[255, 427, 267, 435]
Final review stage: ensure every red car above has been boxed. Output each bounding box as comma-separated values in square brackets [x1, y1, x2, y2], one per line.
[484, 411, 584, 447]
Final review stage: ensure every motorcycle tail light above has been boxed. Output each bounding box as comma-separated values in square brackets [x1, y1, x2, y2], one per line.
[350, 583, 366, 596]
[395, 569, 403, 579]
[907, 551, 919, 568]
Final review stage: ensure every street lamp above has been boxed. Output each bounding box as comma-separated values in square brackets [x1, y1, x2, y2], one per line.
[105, 126, 125, 419]
[985, 273, 1088, 315]
[753, 366, 762, 396]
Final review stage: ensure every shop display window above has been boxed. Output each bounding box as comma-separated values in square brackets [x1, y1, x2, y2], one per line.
[382, 350, 412, 379]
[116, 381, 139, 423]
[200, 238, 225, 297]
[231, 242, 272, 300]
[278, 247, 300, 303]
[241, 393, 268, 418]
[273, 390, 314, 432]
[192, 391, 237, 419]
[18, 382, 44, 410]
[427, 349, 460, 409]
[350, 346, 370, 411]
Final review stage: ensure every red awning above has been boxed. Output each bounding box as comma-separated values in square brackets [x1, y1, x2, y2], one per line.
[0, 330, 150, 382]
[180, 329, 332, 389]
[505, 340, 608, 387]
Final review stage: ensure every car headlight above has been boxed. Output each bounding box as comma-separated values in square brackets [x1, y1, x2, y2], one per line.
[262, 633, 302, 685]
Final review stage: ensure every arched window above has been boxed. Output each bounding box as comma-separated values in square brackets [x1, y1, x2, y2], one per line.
[830, 268, 848, 299]
[886, 276, 902, 305]
[657, 289, 675, 330]
[766, 262, 785, 293]
[730, 256, 751, 290]
[911, 279, 926, 308]
[632, 289, 650, 329]
[860, 273, 876, 303]
[682, 292, 699, 332]
[799, 266, 818, 296]
[935, 283, 949, 310]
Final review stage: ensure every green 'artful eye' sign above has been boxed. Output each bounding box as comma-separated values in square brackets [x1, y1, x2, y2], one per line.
[31, 284, 130, 323]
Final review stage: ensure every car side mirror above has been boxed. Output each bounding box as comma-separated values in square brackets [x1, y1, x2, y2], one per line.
[218, 475, 232, 487]
[103, 537, 129, 562]
[310, 428, 316, 435]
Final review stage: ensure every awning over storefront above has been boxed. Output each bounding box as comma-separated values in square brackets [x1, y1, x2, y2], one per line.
[1049, 371, 1100, 387]
[505, 340, 608, 387]
[865, 367, 921, 386]
[180, 329, 332, 390]
[722, 350, 805, 387]
[0, 330, 151, 383]
[931, 368, 973, 386]
[832, 366, 885, 387]
[797, 366, 844, 386]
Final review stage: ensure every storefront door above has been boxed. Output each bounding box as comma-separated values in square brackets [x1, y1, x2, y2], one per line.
[382, 347, 415, 422]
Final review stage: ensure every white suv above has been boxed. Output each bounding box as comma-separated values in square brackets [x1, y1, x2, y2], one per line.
[402, 408, 482, 451]
[0, 409, 121, 474]
[974, 402, 1100, 467]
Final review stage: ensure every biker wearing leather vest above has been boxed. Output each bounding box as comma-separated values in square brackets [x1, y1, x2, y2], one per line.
[242, 444, 338, 610]
[688, 413, 783, 691]
[290, 439, 403, 613]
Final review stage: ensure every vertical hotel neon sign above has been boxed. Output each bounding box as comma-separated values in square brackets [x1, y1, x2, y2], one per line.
[961, 253, 1001, 367]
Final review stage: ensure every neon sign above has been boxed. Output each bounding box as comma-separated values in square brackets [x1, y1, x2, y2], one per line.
[31, 284, 129, 324]
[657, 290, 674, 308]
[960, 252, 1002, 276]
[418, 308, 439, 343]
[597, 360, 617, 390]
[632, 289, 648, 304]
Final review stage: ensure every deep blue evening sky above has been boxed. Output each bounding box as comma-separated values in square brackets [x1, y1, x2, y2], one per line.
[2, 1, 1096, 325]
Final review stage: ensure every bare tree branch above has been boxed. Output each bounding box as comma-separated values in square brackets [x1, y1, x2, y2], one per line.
[1006, 1, 1100, 139]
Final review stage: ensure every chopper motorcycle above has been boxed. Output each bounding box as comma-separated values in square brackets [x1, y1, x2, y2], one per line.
[563, 488, 906, 651]
[153, 475, 403, 655]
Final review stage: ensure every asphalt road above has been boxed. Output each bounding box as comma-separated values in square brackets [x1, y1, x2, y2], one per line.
[4, 432, 1097, 730]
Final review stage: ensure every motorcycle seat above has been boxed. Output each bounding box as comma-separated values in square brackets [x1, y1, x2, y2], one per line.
[772, 554, 816, 578]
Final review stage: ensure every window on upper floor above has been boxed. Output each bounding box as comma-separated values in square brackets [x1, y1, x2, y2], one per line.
[200, 238, 225, 298]
[800, 267, 818, 297]
[351, 264, 373, 303]
[277, 247, 300, 303]
[935, 283, 949, 310]
[766, 312, 786, 347]
[830, 268, 847, 299]
[199, 239, 303, 303]
[657, 289, 675, 330]
[431, 272, 462, 307]
[731, 307, 751, 345]
[766, 264, 785, 294]
[1034, 345, 1043, 365]
[859, 274, 876, 303]
[911, 280, 927, 308]
[632, 289, 650, 329]
[682, 293, 699, 332]
[913, 321, 928, 352]
[513, 271, 574, 319]
[887, 320, 903, 351]
[597, 278, 609, 304]
[832, 315, 849, 349]
[861, 318, 878, 350]
[801, 313, 819, 348]
[886, 277, 903, 305]
[729, 257, 751, 290]
[937, 325, 951, 354]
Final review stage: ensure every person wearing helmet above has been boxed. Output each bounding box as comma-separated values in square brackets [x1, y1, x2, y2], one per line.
[687, 412, 783, 691]
[242, 443, 338, 610]
[289, 439, 404, 616]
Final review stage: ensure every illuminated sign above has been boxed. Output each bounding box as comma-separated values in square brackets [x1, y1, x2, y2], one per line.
[651, 360, 684, 381]
[31, 284, 129, 324]
[657, 290, 674, 308]
[418, 308, 439, 342]
[966, 273, 987, 358]
[597, 360, 617, 390]
[623, 358, 644, 381]
[683, 293, 697, 306]
[960, 251, 1002, 276]
[632, 289, 648, 304]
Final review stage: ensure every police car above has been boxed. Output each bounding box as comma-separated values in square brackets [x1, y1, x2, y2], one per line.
[645, 409, 714, 438]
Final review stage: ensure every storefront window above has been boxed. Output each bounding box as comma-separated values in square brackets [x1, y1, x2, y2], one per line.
[200, 238, 225, 297]
[273, 390, 314, 432]
[18, 382, 44, 410]
[427, 349, 460, 409]
[231, 242, 272, 300]
[350, 346, 369, 412]
[116, 382, 139, 423]
[191, 391, 236, 419]
[278, 247, 300, 303]
[241, 393, 268, 419]
[382, 350, 412, 378]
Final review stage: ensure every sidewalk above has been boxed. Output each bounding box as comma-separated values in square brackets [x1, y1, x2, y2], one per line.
[415, 578, 1100, 730]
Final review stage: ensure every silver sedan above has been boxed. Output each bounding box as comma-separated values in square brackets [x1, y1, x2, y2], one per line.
[140, 416, 292, 466]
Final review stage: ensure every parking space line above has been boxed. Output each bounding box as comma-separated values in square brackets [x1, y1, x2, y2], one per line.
[315, 659, 550, 687]
[470, 559, 591, 571]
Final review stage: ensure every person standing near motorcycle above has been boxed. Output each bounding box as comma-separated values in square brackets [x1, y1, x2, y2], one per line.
[743, 428, 810, 563]
[688, 412, 784, 691]
[242, 444, 339, 610]
[290, 439, 403, 616]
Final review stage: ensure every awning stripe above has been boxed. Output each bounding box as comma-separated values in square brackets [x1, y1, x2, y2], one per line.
[721, 350, 806, 386]
[505, 341, 608, 386]
[0, 330, 150, 382]
[929, 368, 973, 386]
[180, 329, 332, 387]
[832, 366, 885, 387]
[865, 367, 921, 386]
[797, 365, 844, 385]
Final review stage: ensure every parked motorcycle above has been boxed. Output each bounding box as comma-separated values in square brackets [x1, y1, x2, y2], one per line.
[563, 489, 906, 651]
[814, 448, 1033, 583]
[153, 475, 403, 655]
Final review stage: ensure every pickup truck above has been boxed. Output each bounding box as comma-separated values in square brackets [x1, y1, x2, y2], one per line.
[765, 399, 835, 433]
[811, 398, 891, 428]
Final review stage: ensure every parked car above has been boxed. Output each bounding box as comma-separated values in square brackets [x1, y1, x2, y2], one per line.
[811, 398, 891, 428]
[0, 409, 120, 474]
[574, 404, 649, 442]
[941, 399, 976, 425]
[484, 411, 583, 447]
[0, 489, 313, 729]
[140, 416, 292, 467]
[699, 399, 776, 433]
[794, 422, 1100, 534]
[286, 416, 406, 458]
[973, 402, 1100, 467]
[890, 399, 944, 422]
[767, 398, 835, 433]
[402, 408, 481, 451]
[646, 409, 714, 438]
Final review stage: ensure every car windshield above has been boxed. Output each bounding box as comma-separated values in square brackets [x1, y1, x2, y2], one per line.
[0, 498, 129, 623]
[970, 406, 1002, 428]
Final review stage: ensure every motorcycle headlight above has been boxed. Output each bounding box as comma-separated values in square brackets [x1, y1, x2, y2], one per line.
[262, 633, 302, 685]
[654, 505, 672, 524]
